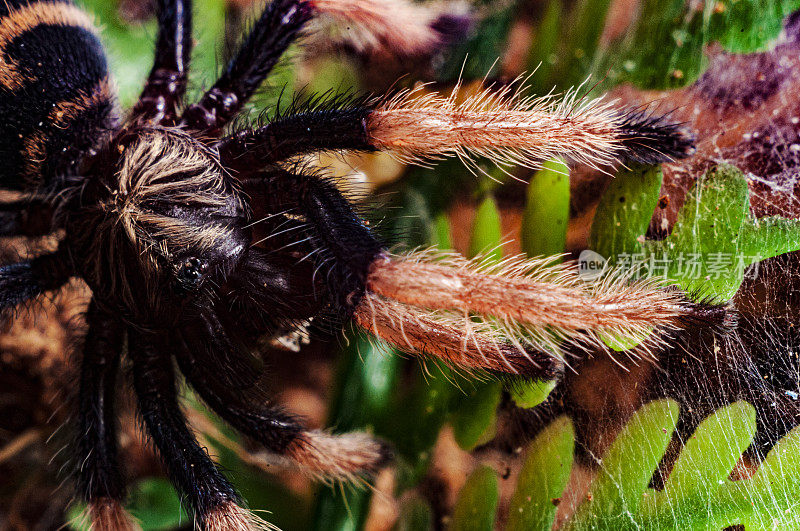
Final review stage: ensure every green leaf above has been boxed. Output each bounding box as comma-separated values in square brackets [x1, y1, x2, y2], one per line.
[588, 164, 662, 349]
[524, 0, 563, 90]
[433, 213, 454, 250]
[593, 0, 800, 90]
[468, 195, 503, 261]
[639, 402, 757, 526]
[310, 334, 402, 531]
[450, 381, 503, 451]
[67, 478, 188, 531]
[521, 159, 570, 259]
[551, 0, 612, 88]
[567, 400, 679, 530]
[514, 160, 570, 407]
[82, 0, 228, 107]
[437, 2, 516, 82]
[588, 163, 663, 261]
[643, 164, 751, 299]
[510, 378, 558, 409]
[646, 165, 800, 300]
[507, 417, 575, 531]
[128, 478, 188, 530]
[391, 365, 459, 487]
[590, 164, 800, 302]
[737, 423, 800, 528]
[450, 465, 499, 531]
[557, 400, 800, 529]
[447, 196, 505, 451]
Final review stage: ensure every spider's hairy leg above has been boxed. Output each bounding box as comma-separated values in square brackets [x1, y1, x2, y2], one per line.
[129, 334, 269, 531]
[174, 338, 391, 482]
[0, 247, 72, 313]
[248, 168, 383, 311]
[132, 0, 192, 125]
[242, 170, 564, 377]
[218, 86, 695, 172]
[218, 103, 376, 170]
[357, 252, 732, 361]
[75, 302, 138, 531]
[354, 292, 564, 378]
[181, 0, 314, 135]
[0, 197, 54, 237]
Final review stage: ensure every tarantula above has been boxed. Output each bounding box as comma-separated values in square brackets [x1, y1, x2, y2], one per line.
[0, 0, 723, 528]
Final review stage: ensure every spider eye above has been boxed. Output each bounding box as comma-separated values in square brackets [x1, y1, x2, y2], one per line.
[176, 257, 208, 288]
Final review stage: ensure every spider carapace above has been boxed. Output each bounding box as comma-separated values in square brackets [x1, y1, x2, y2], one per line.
[0, 0, 719, 528]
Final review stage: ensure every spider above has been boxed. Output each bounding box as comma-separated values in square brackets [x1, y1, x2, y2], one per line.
[0, 0, 724, 528]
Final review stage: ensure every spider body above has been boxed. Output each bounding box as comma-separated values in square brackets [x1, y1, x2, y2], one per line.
[68, 126, 251, 326]
[0, 0, 712, 528]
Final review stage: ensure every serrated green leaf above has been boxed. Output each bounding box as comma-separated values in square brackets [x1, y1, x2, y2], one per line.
[558, 400, 800, 529]
[507, 417, 574, 531]
[591, 164, 800, 302]
[643, 164, 751, 299]
[639, 402, 757, 526]
[521, 159, 570, 259]
[450, 465, 499, 531]
[735, 423, 800, 528]
[646, 165, 800, 300]
[567, 400, 679, 530]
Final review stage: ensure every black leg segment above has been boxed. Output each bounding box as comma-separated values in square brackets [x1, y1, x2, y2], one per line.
[173, 332, 391, 480]
[181, 0, 313, 135]
[217, 105, 375, 170]
[252, 169, 384, 313]
[75, 301, 126, 506]
[132, 0, 193, 125]
[0, 247, 73, 313]
[128, 333, 240, 523]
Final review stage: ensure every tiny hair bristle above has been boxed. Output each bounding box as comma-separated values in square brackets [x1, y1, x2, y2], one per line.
[204, 501, 277, 531]
[84, 498, 140, 531]
[367, 78, 694, 175]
